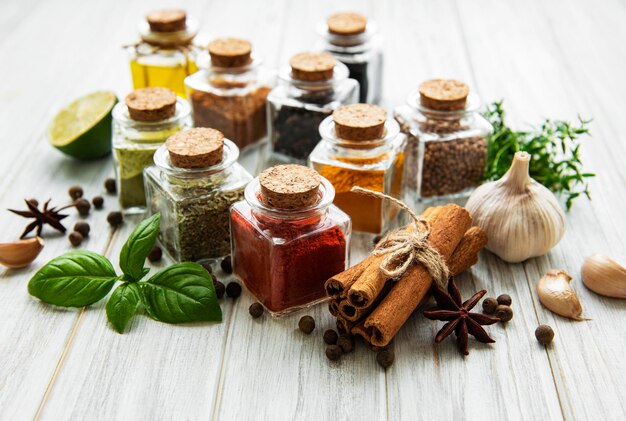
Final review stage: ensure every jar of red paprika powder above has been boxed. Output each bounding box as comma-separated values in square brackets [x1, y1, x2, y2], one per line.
[230, 165, 351, 316]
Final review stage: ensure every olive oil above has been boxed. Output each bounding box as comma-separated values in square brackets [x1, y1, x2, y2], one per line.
[130, 54, 198, 97]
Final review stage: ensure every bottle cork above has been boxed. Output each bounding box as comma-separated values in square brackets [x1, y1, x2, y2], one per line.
[166, 128, 224, 169]
[327, 12, 367, 35]
[208, 38, 252, 68]
[259, 165, 321, 210]
[419, 79, 469, 111]
[146, 9, 187, 33]
[290, 52, 336, 82]
[125, 87, 177, 122]
[333, 104, 387, 141]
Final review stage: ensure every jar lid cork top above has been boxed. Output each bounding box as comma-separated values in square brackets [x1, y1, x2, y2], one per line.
[333, 104, 387, 141]
[327, 12, 367, 35]
[208, 38, 252, 67]
[125, 87, 177, 122]
[290, 52, 336, 82]
[146, 9, 187, 32]
[419, 79, 469, 111]
[259, 165, 321, 210]
[166, 128, 224, 169]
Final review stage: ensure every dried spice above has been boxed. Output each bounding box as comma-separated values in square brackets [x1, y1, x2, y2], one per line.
[69, 185, 83, 200]
[495, 305, 513, 323]
[323, 329, 339, 345]
[226, 281, 242, 299]
[92, 196, 104, 209]
[337, 335, 354, 354]
[220, 256, 232, 274]
[147, 245, 162, 262]
[298, 315, 316, 334]
[8, 199, 75, 239]
[107, 211, 124, 227]
[376, 348, 394, 368]
[535, 325, 554, 344]
[497, 294, 512, 306]
[482, 297, 498, 314]
[249, 303, 264, 318]
[105, 178, 117, 194]
[68, 232, 83, 247]
[74, 222, 90, 237]
[74, 198, 91, 216]
[272, 103, 333, 161]
[213, 280, 225, 299]
[326, 344, 342, 361]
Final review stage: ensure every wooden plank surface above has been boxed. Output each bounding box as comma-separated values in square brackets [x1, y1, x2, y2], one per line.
[0, 0, 625, 420]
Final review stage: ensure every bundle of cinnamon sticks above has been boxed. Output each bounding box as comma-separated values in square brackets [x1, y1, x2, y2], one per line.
[325, 204, 487, 347]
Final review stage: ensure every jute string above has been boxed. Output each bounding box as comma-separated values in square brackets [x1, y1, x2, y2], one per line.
[351, 186, 449, 289]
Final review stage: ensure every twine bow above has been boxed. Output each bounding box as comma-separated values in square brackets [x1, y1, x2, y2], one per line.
[351, 186, 449, 289]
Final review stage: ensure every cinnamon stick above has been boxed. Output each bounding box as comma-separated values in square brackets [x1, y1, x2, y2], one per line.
[324, 258, 372, 297]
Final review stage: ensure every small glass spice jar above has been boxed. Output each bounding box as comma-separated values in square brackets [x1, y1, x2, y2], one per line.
[113, 87, 192, 213]
[318, 12, 383, 104]
[230, 165, 351, 316]
[144, 128, 252, 263]
[126, 9, 201, 97]
[185, 38, 272, 150]
[394, 79, 493, 204]
[310, 104, 405, 234]
[267, 52, 359, 164]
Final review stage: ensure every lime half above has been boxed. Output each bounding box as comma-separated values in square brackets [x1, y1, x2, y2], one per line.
[48, 91, 118, 160]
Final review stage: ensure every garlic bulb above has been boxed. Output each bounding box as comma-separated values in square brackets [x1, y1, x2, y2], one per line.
[0, 237, 44, 268]
[581, 254, 626, 298]
[466, 151, 566, 263]
[537, 269, 584, 320]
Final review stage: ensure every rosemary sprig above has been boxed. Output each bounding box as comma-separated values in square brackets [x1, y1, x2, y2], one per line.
[483, 101, 594, 210]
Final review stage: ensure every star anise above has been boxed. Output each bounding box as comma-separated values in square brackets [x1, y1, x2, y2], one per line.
[423, 277, 499, 355]
[8, 199, 75, 239]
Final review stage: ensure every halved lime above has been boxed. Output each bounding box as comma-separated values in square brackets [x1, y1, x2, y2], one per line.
[48, 91, 118, 160]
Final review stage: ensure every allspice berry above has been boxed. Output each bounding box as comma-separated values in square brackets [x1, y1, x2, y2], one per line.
[323, 329, 339, 345]
[221, 255, 233, 274]
[226, 281, 241, 299]
[147, 245, 162, 262]
[337, 335, 354, 354]
[201, 262, 214, 275]
[376, 349, 395, 369]
[497, 294, 512, 306]
[74, 198, 91, 216]
[482, 297, 498, 314]
[69, 185, 83, 200]
[92, 196, 104, 209]
[68, 231, 83, 247]
[325, 344, 342, 361]
[298, 315, 315, 334]
[535, 325, 554, 345]
[27, 198, 39, 207]
[107, 211, 123, 227]
[74, 221, 90, 237]
[213, 280, 225, 299]
[104, 178, 117, 194]
[249, 303, 264, 318]
[495, 305, 514, 322]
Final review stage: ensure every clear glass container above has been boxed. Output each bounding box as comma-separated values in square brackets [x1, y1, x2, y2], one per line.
[310, 116, 405, 234]
[394, 92, 493, 205]
[112, 98, 192, 214]
[267, 62, 359, 164]
[144, 139, 252, 263]
[230, 177, 351, 316]
[185, 55, 272, 150]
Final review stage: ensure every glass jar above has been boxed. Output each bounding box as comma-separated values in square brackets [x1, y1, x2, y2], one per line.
[267, 52, 359, 164]
[185, 38, 272, 150]
[310, 110, 406, 234]
[318, 12, 383, 104]
[230, 166, 351, 316]
[144, 135, 252, 263]
[112, 92, 191, 214]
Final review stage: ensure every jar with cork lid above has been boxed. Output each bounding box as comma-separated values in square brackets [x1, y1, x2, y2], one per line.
[394, 79, 492, 205]
[230, 164, 351, 316]
[112, 87, 192, 213]
[126, 9, 202, 97]
[267, 52, 359, 164]
[185, 38, 272, 150]
[310, 104, 406, 234]
[144, 128, 252, 263]
[318, 12, 383, 104]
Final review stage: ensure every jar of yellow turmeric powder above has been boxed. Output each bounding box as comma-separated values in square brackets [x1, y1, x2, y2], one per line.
[309, 104, 405, 234]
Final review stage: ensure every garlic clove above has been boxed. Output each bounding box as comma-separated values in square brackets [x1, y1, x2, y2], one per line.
[581, 254, 626, 299]
[537, 269, 585, 320]
[0, 237, 45, 269]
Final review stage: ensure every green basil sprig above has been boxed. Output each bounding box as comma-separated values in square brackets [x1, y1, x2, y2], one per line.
[28, 213, 222, 333]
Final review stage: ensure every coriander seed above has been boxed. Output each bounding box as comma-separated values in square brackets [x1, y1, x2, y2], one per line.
[482, 297, 498, 314]
[226, 281, 241, 298]
[495, 305, 513, 322]
[323, 329, 339, 345]
[325, 344, 342, 361]
[92, 196, 104, 209]
[249, 303, 264, 318]
[214, 280, 225, 299]
[221, 255, 232, 274]
[68, 231, 83, 247]
[535, 325, 554, 344]
[298, 315, 315, 334]
[337, 335, 354, 354]
[107, 211, 123, 227]
[148, 245, 162, 262]
[74, 221, 90, 237]
[497, 294, 512, 306]
[104, 178, 117, 194]
[376, 348, 395, 369]
[74, 198, 91, 216]
[69, 185, 84, 200]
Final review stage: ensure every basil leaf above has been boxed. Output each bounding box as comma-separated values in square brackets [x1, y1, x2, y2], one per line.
[119, 213, 160, 282]
[106, 283, 141, 334]
[28, 251, 117, 307]
[140, 263, 221, 324]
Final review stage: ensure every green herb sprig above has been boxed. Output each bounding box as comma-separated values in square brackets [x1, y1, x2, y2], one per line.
[483, 101, 595, 210]
[27, 213, 221, 333]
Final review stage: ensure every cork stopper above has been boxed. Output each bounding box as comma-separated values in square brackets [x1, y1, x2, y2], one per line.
[333, 104, 387, 141]
[259, 165, 321, 210]
[125, 87, 177, 122]
[166, 128, 224, 169]
[208, 38, 252, 68]
[327, 12, 367, 35]
[146, 9, 187, 32]
[290, 52, 336, 82]
[419, 79, 469, 111]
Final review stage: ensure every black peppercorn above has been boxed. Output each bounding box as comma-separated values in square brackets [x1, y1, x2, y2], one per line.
[376, 349, 395, 369]
[104, 178, 116, 194]
[221, 255, 233, 274]
[495, 305, 513, 322]
[337, 335, 354, 354]
[298, 315, 315, 334]
[74, 198, 91, 216]
[69, 185, 83, 200]
[107, 211, 123, 227]
[27, 198, 39, 207]
[226, 281, 241, 299]
[497, 294, 512, 306]
[147, 245, 162, 262]
[68, 231, 83, 247]
[482, 297, 498, 314]
[325, 344, 342, 361]
[535, 325, 554, 345]
[249, 303, 264, 318]
[74, 221, 90, 237]
[92, 196, 104, 209]
[323, 329, 339, 345]
[213, 280, 225, 299]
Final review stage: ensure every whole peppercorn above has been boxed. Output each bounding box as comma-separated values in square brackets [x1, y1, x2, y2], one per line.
[337, 335, 354, 354]
[376, 349, 395, 369]
[298, 315, 315, 334]
[74, 198, 91, 216]
[495, 305, 514, 322]
[107, 211, 123, 227]
[147, 245, 162, 262]
[104, 178, 116, 194]
[74, 221, 90, 237]
[497, 294, 512, 306]
[325, 344, 342, 361]
[92, 196, 104, 209]
[323, 329, 339, 345]
[68, 231, 83, 247]
[249, 302, 264, 318]
[221, 255, 233, 274]
[27, 198, 39, 207]
[213, 280, 225, 299]
[482, 297, 498, 314]
[69, 185, 83, 200]
[535, 325, 555, 345]
[201, 262, 214, 275]
[226, 281, 242, 299]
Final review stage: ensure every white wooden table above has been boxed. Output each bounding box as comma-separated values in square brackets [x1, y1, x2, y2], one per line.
[1, 0, 625, 419]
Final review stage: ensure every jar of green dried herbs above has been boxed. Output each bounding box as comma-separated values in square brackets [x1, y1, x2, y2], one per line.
[112, 87, 191, 213]
[144, 128, 252, 263]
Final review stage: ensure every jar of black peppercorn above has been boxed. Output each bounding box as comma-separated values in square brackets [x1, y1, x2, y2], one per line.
[267, 52, 359, 164]
[394, 79, 492, 206]
[318, 12, 383, 104]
